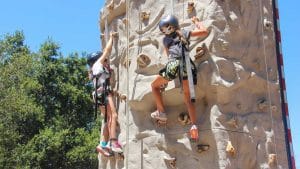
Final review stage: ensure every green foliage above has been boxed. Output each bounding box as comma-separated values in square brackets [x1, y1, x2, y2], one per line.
[0, 31, 29, 64]
[0, 31, 99, 168]
[18, 127, 98, 169]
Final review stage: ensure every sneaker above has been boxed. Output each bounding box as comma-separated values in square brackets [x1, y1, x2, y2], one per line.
[111, 141, 123, 153]
[96, 144, 112, 157]
[150, 111, 167, 121]
[100, 141, 110, 150]
[190, 125, 199, 140]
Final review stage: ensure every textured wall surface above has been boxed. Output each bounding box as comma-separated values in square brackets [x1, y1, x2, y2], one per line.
[98, 0, 289, 168]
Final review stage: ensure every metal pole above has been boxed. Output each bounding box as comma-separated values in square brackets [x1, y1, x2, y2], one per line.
[271, 0, 295, 168]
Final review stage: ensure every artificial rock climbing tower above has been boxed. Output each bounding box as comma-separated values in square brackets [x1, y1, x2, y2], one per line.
[98, 0, 295, 169]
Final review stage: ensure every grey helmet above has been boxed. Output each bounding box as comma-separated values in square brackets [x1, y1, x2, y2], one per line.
[158, 15, 179, 33]
[87, 51, 102, 67]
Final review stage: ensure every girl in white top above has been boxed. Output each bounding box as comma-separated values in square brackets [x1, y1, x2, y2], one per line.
[88, 32, 122, 155]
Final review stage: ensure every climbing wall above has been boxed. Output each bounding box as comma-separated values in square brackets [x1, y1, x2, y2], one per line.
[98, 0, 291, 168]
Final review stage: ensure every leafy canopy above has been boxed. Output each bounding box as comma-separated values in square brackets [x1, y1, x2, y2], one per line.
[0, 31, 100, 169]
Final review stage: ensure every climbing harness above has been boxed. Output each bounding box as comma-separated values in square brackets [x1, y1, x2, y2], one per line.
[94, 76, 98, 120]
[93, 66, 112, 123]
[180, 36, 196, 102]
[181, 0, 196, 102]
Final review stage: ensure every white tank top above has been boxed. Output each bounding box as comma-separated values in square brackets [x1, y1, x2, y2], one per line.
[92, 61, 110, 91]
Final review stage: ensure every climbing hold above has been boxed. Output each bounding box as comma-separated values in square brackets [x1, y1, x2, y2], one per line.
[226, 141, 235, 157]
[177, 112, 191, 126]
[194, 45, 206, 60]
[258, 98, 268, 110]
[113, 90, 127, 102]
[107, 1, 114, 10]
[164, 156, 176, 169]
[137, 53, 151, 68]
[190, 125, 199, 142]
[264, 18, 272, 29]
[157, 120, 167, 127]
[196, 144, 210, 153]
[268, 154, 277, 167]
[151, 118, 167, 128]
[227, 117, 238, 128]
[187, 2, 195, 14]
[141, 11, 150, 21]
[236, 103, 242, 109]
[229, 11, 238, 22]
[100, 33, 105, 40]
[122, 18, 128, 25]
[218, 38, 229, 51]
[112, 32, 119, 38]
[271, 105, 277, 113]
[119, 94, 127, 102]
[122, 59, 131, 69]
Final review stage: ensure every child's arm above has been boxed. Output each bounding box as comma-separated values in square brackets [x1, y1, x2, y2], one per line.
[175, 30, 189, 45]
[164, 46, 169, 57]
[190, 27, 209, 37]
[99, 32, 114, 64]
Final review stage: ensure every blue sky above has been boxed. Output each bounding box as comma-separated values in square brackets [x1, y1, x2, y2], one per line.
[0, 0, 298, 167]
[279, 0, 300, 167]
[0, 0, 104, 55]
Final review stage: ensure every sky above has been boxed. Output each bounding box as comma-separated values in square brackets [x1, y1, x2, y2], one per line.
[279, 0, 300, 167]
[0, 0, 298, 167]
[0, 0, 104, 55]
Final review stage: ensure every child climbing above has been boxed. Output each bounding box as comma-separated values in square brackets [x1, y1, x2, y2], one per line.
[87, 32, 123, 157]
[151, 15, 208, 140]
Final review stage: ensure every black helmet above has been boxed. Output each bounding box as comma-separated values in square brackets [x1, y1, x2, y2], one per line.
[158, 15, 179, 32]
[87, 51, 102, 67]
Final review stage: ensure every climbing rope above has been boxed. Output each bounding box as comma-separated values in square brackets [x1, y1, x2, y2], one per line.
[105, 18, 109, 47]
[182, 0, 184, 20]
[258, 0, 279, 165]
[138, 6, 143, 55]
[171, 0, 174, 15]
[125, 0, 130, 168]
[104, 17, 109, 124]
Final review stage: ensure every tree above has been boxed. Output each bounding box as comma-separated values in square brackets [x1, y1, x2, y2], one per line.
[0, 31, 100, 169]
[0, 31, 44, 168]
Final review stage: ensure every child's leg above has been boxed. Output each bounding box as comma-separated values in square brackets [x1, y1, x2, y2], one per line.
[182, 80, 196, 124]
[151, 75, 169, 113]
[102, 123, 109, 143]
[106, 95, 123, 153]
[182, 80, 199, 140]
[100, 106, 110, 145]
[106, 95, 118, 140]
[96, 109, 111, 156]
